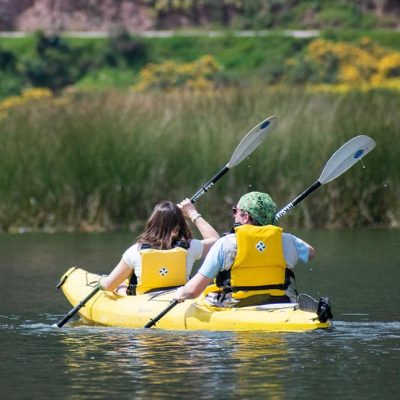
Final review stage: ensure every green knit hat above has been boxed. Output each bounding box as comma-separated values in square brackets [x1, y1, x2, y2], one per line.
[237, 191, 277, 225]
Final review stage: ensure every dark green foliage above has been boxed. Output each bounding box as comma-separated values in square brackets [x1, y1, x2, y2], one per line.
[0, 47, 16, 71]
[0, 46, 24, 98]
[23, 32, 89, 93]
[101, 29, 148, 68]
[0, 31, 149, 95]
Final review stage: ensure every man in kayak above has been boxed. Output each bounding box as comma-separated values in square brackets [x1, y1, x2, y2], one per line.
[99, 199, 219, 295]
[174, 191, 315, 307]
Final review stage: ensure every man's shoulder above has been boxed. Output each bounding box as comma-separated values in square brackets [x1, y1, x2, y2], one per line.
[282, 232, 297, 241]
[219, 233, 236, 245]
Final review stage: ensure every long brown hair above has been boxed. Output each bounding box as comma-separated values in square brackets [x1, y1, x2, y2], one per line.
[138, 201, 193, 249]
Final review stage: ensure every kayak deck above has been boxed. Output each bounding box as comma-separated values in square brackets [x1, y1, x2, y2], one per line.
[58, 267, 332, 332]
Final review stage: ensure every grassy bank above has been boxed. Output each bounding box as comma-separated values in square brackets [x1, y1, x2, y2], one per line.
[0, 87, 398, 232]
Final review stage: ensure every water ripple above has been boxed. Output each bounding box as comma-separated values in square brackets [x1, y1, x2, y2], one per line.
[1, 313, 399, 399]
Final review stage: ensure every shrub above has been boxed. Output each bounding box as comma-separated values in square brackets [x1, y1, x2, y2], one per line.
[101, 29, 148, 68]
[22, 32, 90, 93]
[284, 37, 400, 87]
[132, 55, 221, 92]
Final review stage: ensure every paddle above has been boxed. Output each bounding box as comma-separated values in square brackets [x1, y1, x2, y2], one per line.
[144, 300, 178, 329]
[144, 116, 278, 328]
[275, 135, 376, 221]
[54, 285, 101, 328]
[190, 116, 278, 203]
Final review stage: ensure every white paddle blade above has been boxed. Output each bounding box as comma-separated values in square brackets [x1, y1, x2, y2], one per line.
[226, 116, 278, 168]
[319, 135, 376, 184]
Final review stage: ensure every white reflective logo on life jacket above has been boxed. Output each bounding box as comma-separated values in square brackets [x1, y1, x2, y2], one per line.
[256, 241, 266, 252]
[159, 267, 169, 276]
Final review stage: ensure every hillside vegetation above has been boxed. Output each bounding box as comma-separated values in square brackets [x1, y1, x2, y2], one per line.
[1, 0, 399, 32]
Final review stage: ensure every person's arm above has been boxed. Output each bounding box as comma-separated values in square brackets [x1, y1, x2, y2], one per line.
[175, 272, 213, 302]
[307, 244, 316, 261]
[100, 259, 133, 292]
[297, 237, 315, 262]
[282, 233, 316, 268]
[174, 237, 226, 302]
[178, 198, 219, 257]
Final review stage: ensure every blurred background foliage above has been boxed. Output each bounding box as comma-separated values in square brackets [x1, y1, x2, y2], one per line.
[0, 87, 398, 233]
[1, 29, 400, 98]
[0, 1, 399, 231]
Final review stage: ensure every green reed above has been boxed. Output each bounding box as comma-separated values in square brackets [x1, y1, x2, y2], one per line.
[0, 88, 398, 232]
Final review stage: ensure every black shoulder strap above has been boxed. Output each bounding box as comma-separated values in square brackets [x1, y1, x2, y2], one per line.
[139, 241, 190, 250]
[127, 271, 138, 295]
[220, 223, 242, 237]
[174, 240, 190, 249]
[229, 223, 242, 234]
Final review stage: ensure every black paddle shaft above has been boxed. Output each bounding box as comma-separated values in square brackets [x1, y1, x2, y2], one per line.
[190, 166, 230, 203]
[144, 300, 178, 328]
[275, 181, 321, 221]
[56, 286, 101, 328]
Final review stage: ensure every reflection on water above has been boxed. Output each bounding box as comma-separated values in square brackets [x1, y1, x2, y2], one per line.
[1, 312, 399, 400]
[0, 230, 399, 399]
[56, 326, 289, 399]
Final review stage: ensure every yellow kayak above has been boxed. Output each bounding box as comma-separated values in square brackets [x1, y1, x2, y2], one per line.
[58, 267, 332, 332]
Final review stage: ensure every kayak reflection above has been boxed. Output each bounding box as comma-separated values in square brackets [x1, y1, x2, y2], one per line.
[59, 329, 288, 399]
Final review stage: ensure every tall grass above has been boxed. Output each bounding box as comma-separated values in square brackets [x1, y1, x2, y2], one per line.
[0, 88, 398, 232]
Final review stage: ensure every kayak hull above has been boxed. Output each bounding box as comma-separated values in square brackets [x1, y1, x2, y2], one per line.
[58, 267, 332, 332]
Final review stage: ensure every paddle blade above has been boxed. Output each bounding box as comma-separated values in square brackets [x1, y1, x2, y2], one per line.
[227, 116, 277, 168]
[319, 135, 376, 185]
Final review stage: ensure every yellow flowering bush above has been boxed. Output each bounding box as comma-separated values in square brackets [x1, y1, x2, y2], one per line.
[287, 37, 400, 92]
[21, 87, 53, 100]
[0, 87, 53, 118]
[372, 53, 400, 83]
[307, 38, 379, 84]
[132, 55, 221, 92]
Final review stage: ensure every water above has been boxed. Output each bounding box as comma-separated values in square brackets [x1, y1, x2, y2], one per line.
[0, 230, 399, 399]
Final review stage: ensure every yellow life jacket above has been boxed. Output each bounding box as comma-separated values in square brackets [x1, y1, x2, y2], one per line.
[135, 246, 187, 295]
[216, 224, 287, 299]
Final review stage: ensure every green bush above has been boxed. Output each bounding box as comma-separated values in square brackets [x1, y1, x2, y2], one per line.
[101, 29, 148, 68]
[22, 32, 89, 93]
[0, 46, 24, 98]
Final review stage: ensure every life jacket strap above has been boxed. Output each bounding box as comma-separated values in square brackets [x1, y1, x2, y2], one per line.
[217, 268, 295, 293]
[127, 272, 138, 295]
[228, 283, 289, 292]
[139, 241, 190, 250]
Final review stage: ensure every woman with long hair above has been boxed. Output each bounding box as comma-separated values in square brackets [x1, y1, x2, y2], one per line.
[100, 198, 219, 295]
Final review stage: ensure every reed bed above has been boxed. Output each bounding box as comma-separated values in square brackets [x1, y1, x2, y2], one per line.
[0, 88, 398, 232]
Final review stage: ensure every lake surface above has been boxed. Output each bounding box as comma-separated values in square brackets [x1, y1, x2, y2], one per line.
[0, 229, 399, 399]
